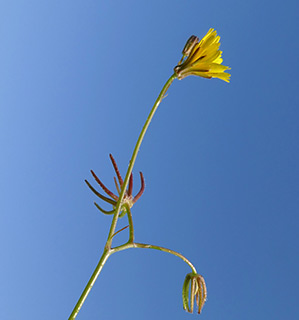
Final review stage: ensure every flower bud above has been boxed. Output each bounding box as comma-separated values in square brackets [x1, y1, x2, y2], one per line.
[182, 35, 199, 57]
[182, 273, 207, 314]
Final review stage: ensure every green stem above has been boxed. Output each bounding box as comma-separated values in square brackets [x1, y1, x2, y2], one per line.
[68, 249, 111, 320]
[69, 74, 177, 319]
[111, 242, 197, 274]
[124, 203, 134, 243]
[106, 73, 177, 249]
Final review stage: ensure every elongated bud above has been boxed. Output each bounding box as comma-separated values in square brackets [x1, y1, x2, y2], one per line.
[176, 35, 199, 67]
[182, 273, 207, 314]
[182, 35, 199, 57]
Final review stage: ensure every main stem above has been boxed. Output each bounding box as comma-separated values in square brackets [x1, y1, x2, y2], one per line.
[106, 73, 177, 248]
[69, 74, 177, 320]
[68, 249, 111, 320]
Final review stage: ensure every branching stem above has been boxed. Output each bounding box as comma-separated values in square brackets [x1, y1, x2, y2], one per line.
[68, 242, 196, 320]
[111, 242, 197, 274]
[105, 73, 177, 249]
[68, 74, 181, 320]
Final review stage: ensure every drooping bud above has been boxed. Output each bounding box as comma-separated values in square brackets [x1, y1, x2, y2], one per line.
[182, 273, 207, 314]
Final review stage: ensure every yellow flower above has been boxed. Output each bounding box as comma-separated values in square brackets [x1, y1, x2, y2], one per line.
[174, 28, 231, 82]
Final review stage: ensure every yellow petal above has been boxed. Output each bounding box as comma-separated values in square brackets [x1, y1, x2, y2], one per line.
[200, 32, 219, 50]
[213, 56, 223, 64]
[209, 63, 231, 72]
[197, 49, 222, 64]
[211, 72, 231, 82]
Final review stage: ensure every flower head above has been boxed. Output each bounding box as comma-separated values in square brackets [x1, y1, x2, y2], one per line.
[182, 273, 207, 314]
[85, 154, 145, 217]
[174, 28, 231, 82]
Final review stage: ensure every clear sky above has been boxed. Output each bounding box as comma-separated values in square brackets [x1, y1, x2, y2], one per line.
[1, 1, 298, 319]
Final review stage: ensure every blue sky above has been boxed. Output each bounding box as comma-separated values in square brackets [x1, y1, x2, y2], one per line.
[1, 1, 298, 319]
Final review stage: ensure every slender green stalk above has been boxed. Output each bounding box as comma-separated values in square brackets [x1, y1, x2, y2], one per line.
[124, 203, 134, 243]
[111, 242, 197, 274]
[68, 249, 111, 320]
[106, 73, 177, 249]
[68, 242, 195, 320]
[69, 74, 177, 319]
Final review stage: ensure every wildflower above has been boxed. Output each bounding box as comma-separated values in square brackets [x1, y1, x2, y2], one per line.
[85, 154, 145, 216]
[174, 28, 231, 82]
[182, 273, 207, 314]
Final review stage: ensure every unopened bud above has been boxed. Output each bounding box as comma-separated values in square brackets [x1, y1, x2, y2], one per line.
[182, 273, 207, 314]
[182, 35, 199, 57]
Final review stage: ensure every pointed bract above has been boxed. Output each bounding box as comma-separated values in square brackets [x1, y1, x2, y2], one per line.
[86, 155, 145, 217]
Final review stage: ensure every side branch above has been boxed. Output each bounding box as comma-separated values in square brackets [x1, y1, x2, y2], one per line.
[111, 242, 197, 274]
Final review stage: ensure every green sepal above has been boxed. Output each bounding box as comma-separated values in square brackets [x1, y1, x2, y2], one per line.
[85, 180, 116, 206]
[182, 273, 192, 312]
[118, 204, 129, 218]
[119, 210, 126, 218]
[196, 275, 207, 314]
[190, 277, 196, 313]
[94, 202, 115, 215]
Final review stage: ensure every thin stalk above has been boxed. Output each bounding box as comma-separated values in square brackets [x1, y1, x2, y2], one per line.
[69, 74, 177, 319]
[68, 249, 111, 320]
[106, 73, 177, 249]
[124, 203, 134, 243]
[111, 242, 197, 274]
[111, 225, 129, 238]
